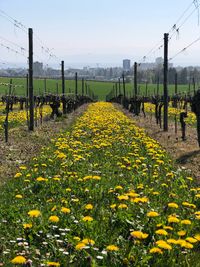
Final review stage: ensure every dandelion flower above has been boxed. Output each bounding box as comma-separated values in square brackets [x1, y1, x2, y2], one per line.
[181, 220, 192, 225]
[155, 229, 168, 236]
[47, 262, 60, 266]
[85, 204, 93, 210]
[23, 223, 32, 229]
[106, 245, 119, 251]
[49, 216, 59, 223]
[11, 255, 26, 264]
[82, 216, 93, 222]
[61, 207, 71, 213]
[168, 203, 179, 209]
[177, 230, 186, 236]
[75, 242, 86, 250]
[149, 247, 163, 254]
[131, 231, 149, 239]
[28, 210, 41, 218]
[156, 240, 172, 250]
[147, 211, 159, 217]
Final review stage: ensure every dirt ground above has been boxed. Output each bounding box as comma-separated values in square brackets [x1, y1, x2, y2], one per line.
[0, 105, 88, 185]
[119, 105, 200, 184]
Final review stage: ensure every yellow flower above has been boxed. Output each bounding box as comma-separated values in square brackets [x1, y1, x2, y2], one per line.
[36, 176, 48, 182]
[156, 240, 172, 250]
[106, 245, 119, 251]
[168, 216, 179, 223]
[149, 247, 163, 254]
[168, 202, 179, 209]
[75, 242, 86, 250]
[14, 172, 22, 178]
[61, 207, 71, 213]
[82, 216, 93, 222]
[147, 211, 159, 217]
[82, 238, 95, 245]
[180, 241, 193, 249]
[47, 262, 60, 266]
[115, 185, 123, 190]
[177, 230, 186, 236]
[167, 239, 179, 245]
[163, 226, 173, 231]
[118, 204, 128, 209]
[51, 206, 57, 212]
[194, 234, 200, 241]
[110, 204, 117, 209]
[85, 204, 93, 210]
[15, 194, 23, 199]
[19, 166, 27, 170]
[28, 209, 41, 218]
[11, 256, 26, 264]
[130, 231, 149, 239]
[23, 223, 32, 229]
[185, 237, 198, 243]
[155, 229, 168, 236]
[49, 215, 59, 223]
[181, 220, 192, 225]
[117, 195, 129, 200]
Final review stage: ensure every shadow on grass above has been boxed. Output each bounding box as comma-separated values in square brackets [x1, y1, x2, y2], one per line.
[176, 150, 200, 164]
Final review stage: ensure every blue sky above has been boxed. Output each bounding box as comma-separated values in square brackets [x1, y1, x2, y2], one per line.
[0, 0, 200, 68]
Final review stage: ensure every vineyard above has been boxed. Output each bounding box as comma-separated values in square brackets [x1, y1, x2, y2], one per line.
[2, 1, 200, 266]
[0, 102, 200, 267]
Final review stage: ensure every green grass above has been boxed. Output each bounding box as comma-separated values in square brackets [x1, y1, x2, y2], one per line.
[0, 102, 200, 266]
[0, 77, 191, 101]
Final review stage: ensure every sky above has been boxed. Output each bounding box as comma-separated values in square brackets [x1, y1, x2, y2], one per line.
[0, 0, 200, 68]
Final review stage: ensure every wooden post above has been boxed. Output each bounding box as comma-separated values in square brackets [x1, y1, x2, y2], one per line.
[61, 60, 66, 114]
[4, 79, 12, 142]
[82, 78, 84, 96]
[28, 28, 34, 131]
[145, 81, 148, 97]
[193, 77, 196, 95]
[44, 78, 47, 94]
[118, 78, 121, 94]
[85, 83, 88, 95]
[56, 82, 59, 95]
[75, 72, 78, 97]
[157, 75, 159, 96]
[134, 62, 137, 97]
[122, 73, 126, 98]
[115, 83, 117, 97]
[175, 72, 178, 94]
[26, 74, 29, 98]
[163, 33, 169, 132]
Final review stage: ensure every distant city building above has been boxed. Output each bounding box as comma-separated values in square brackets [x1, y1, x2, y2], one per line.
[33, 61, 44, 77]
[139, 57, 173, 70]
[155, 57, 163, 65]
[123, 59, 131, 71]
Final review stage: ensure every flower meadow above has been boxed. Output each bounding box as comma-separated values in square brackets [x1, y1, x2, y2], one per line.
[0, 102, 200, 266]
[0, 104, 52, 130]
[144, 103, 196, 126]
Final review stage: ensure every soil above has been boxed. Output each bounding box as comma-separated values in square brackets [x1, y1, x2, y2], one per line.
[118, 105, 200, 184]
[0, 104, 88, 185]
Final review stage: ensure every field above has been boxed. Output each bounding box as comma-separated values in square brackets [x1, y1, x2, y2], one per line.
[0, 77, 191, 101]
[1, 102, 200, 267]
